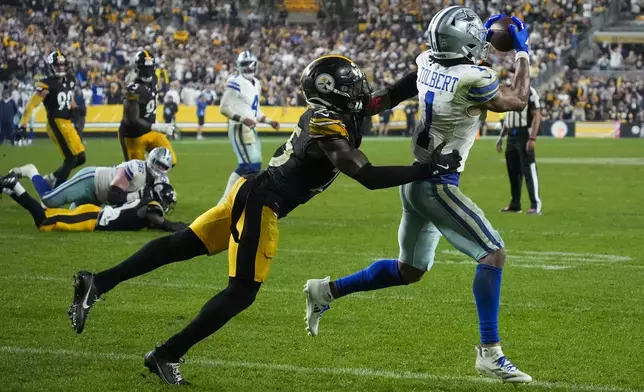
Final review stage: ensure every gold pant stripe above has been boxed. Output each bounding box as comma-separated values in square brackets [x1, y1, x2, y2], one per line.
[39, 204, 100, 232]
[189, 179, 279, 283]
[46, 118, 85, 157]
[119, 131, 177, 165]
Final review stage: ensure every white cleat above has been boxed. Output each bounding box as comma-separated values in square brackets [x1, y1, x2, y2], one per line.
[9, 164, 38, 179]
[304, 277, 333, 337]
[475, 345, 532, 384]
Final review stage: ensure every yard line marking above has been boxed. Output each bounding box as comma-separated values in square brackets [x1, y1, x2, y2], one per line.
[0, 346, 641, 392]
[3, 274, 644, 316]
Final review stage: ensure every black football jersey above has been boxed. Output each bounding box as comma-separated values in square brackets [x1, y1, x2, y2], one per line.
[35, 75, 76, 120]
[265, 108, 364, 217]
[119, 76, 157, 137]
[95, 200, 163, 231]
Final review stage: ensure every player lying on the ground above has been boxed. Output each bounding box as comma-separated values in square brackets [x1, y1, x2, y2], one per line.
[17, 50, 86, 188]
[304, 8, 533, 384]
[0, 174, 185, 233]
[10, 147, 173, 209]
[67, 55, 462, 385]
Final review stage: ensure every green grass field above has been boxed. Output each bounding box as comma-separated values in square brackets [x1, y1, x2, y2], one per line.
[1, 136, 643, 392]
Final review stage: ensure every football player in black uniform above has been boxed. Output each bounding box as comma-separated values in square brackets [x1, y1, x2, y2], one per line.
[118, 50, 177, 166]
[17, 51, 85, 188]
[67, 55, 459, 384]
[0, 174, 185, 233]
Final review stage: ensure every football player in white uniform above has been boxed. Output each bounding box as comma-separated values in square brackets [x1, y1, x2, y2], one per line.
[10, 147, 173, 208]
[218, 51, 280, 203]
[305, 8, 533, 383]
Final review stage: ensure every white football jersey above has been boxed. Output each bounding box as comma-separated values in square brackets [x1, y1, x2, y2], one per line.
[223, 74, 262, 123]
[94, 160, 148, 203]
[413, 51, 499, 172]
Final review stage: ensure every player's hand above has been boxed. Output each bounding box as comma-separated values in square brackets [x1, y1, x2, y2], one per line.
[13, 125, 28, 145]
[270, 120, 280, 130]
[496, 138, 503, 153]
[151, 122, 175, 136]
[526, 139, 536, 153]
[428, 142, 462, 176]
[483, 14, 505, 41]
[509, 16, 530, 53]
[242, 117, 256, 128]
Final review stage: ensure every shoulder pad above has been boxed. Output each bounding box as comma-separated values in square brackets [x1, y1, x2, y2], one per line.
[125, 83, 141, 100]
[308, 110, 348, 138]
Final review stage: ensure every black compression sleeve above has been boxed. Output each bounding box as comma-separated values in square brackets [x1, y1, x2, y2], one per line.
[388, 72, 418, 108]
[107, 185, 127, 205]
[159, 220, 189, 232]
[353, 163, 428, 190]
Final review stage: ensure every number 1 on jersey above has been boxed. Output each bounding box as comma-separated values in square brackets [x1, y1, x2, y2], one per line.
[417, 91, 434, 150]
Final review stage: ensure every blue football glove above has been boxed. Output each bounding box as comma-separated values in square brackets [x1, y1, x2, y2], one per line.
[509, 16, 530, 53]
[483, 14, 505, 41]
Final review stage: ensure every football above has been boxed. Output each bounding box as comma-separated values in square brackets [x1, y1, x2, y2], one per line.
[489, 16, 517, 52]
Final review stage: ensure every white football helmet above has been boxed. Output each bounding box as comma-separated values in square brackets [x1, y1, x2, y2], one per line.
[146, 147, 173, 177]
[236, 51, 258, 80]
[426, 6, 490, 63]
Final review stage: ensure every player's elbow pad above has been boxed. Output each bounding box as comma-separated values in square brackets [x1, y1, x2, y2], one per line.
[107, 185, 127, 205]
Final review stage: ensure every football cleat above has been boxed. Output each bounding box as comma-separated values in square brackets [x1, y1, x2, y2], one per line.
[0, 173, 19, 193]
[475, 345, 532, 383]
[304, 277, 333, 337]
[526, 208, 542, 215]
[500, 206, 522, 213]
[68, 270, 99, 334]
[9, 163, 37, 179]
[144, 350, 188, 385]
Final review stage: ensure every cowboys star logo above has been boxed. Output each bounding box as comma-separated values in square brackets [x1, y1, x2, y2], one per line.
[315, 73, 335, 93]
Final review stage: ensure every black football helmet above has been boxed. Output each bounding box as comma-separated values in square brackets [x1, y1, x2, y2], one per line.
[134, 50, 156, 82]
[152, 182, 177, 214]
[47, 50, 67, 77]
[300, 55, 372, 113]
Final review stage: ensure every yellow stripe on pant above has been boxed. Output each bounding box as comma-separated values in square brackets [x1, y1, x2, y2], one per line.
[189, 178, 280, 283]
[39, 204, 101, 232]
[46, 118, 85, 157]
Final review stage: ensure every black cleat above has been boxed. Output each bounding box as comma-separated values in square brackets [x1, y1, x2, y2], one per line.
[500, 206, 522, 213]
[0, 173, 19, 192]
[68, 270, 99, 334]
[144, 350, 188, 385]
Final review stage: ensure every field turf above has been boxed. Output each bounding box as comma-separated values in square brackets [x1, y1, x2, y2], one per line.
[1, 136, 643, 392]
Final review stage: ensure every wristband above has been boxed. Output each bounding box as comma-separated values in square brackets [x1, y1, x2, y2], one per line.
[515, 51, 529, 63]
[529, 137, 536, 141]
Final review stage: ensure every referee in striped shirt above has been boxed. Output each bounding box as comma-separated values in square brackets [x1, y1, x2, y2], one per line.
[496, 86, 542, 215]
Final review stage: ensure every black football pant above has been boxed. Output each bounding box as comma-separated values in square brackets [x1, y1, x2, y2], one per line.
[505, 131, 541, 211]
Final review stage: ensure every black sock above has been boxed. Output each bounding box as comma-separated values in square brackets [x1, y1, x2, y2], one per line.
[156, 277, 261, 361]
[53, 156, 78, 186]
[11, 193, 46, 227]
[94, 229, 207, 295]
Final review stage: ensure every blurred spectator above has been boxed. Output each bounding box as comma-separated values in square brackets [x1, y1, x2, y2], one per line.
[164, 95, 178, 124]
[0, 88, 18, 144]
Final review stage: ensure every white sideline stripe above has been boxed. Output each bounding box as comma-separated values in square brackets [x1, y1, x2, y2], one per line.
[535, 157, 644, 166]
[1, 346, 642, 392]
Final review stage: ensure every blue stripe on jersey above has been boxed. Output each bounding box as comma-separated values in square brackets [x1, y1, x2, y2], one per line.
[125, 167, 133, 180]
[226, 84, 241, 92]
[469, 79, 499, 96]
[468, 91, 498, 102]
[428, 172, 460, 186]
[417, 91, 435, 150]
[228, 81, 240, 87]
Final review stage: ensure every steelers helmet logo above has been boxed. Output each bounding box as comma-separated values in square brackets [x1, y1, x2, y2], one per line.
[315, 73, 335, 93]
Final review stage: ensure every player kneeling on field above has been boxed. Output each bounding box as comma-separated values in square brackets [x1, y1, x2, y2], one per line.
[0, 174, 185, 233]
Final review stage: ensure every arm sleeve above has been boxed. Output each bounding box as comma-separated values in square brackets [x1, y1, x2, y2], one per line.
[466, 69, 500, 104]
[353, 163, 429, 190]
[219, 88, 244, 120]
[365, 71, 418, 116]
[107, 185, 127, 205]
[19, 94, 45, 127]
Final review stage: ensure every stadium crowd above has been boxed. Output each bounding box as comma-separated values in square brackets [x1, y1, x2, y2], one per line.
[2, 0, 639, 133]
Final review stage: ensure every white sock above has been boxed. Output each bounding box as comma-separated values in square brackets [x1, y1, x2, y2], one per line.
[218, 172, 241, 204]
[13, 182, 26, 196]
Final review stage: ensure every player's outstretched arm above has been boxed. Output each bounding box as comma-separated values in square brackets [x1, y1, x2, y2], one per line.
[483, 16, 530, 113]
[365, 71, 418, 116]
[19, 90, 47, 128]
[318, 138, 461, 190]
[219, 89, 256, 128]
[138, 204, 188, 232]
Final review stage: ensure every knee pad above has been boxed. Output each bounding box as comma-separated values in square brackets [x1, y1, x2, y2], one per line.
[227, 277, 261, 309]
[75, 152, 86, 166]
